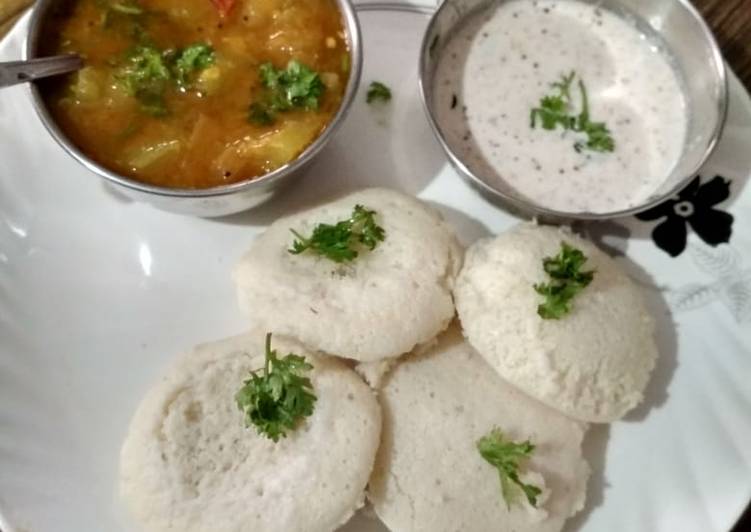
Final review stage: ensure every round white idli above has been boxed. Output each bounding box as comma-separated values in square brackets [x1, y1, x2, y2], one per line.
[455, 223, 658, 422]
[120, 332, 381, 532]
[233, 188, 463, 362]
[369, 325, 590, 532]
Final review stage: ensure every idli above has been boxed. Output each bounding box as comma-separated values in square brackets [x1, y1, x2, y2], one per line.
[455, 223, 658, 422]
[233, 188, 463, 362]
[120, 332, 381, 532]
[369, 325, 590, 532]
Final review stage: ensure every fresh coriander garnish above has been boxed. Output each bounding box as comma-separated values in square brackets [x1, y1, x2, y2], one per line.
[117, 45, 172, 116]
[173, 43, 215, 88]
[534, 241, 595, 320]
[116, 43, 216, 115]
[477, 428, 542, 509]
[98, 0, 147, 39]
[248, 61, 325, 125]
[289, 205, 386, 263]
[235, 333, 317, 442]
[366, 81, 391, 104]
[572, 78, 614, 153]
[248, 102, 275, 125]
[530, 71, 576, 131]
[530, 71, 615, 154]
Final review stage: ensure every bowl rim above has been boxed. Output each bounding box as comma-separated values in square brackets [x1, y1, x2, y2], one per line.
[24, 0, 363, 199]
[418, 0, 729, 221]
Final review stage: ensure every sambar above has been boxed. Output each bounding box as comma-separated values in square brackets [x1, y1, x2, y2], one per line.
[40, 0, 350, 189]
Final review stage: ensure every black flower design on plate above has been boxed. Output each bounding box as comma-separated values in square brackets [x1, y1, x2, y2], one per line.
[636, 176, 734, 257]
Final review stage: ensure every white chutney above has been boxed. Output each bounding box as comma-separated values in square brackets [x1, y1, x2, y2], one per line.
[433, 0, 688, 213]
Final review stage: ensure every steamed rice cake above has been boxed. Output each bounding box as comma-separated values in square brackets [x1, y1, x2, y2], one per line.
[454, 223, 658, 422]
[368, 325, 590, 532]
[119, 332, 381, 532]
[233, 188, 463, 362]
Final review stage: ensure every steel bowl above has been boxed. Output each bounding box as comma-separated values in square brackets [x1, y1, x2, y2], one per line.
[25, 0, 362, 217]
[419, 0, 728, 221]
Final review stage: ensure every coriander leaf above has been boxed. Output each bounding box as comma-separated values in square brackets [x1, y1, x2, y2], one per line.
[533, 241, 595, 319]
[116, 42, 216, 116]
[577, 119, 615, 153]
[98, 0, 148, 40]
[477, 428, 542, 509]
[281, 61, 325, 109]
[248, 60, 325, 125]
[290, 226, 357, 263]
[117, 45, 171, 116]
[530, 70, 576, 131]
[235, 333, 317, 442]
[551, 70, 576, 101]
[366, 81, 391, 104]
[351, 205, 386, 250]
[288, 205, 386, 263]
[572, 80, 615, 153]
[173, 43, 215, 88]
[134, 91, 170, 117]
[173, 43, 216, 87]
[258, 62, 280, 86]
[530, 71, 615, 154]
[248, 102, 275, 125]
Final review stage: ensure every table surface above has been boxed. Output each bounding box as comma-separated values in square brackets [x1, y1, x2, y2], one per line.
[0, 0, 749, 531]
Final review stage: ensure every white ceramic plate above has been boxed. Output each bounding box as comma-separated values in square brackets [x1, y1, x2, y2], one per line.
[1, 2, 750, 532]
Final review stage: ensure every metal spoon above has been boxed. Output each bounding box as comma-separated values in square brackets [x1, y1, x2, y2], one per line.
[0, 54, 83, 89]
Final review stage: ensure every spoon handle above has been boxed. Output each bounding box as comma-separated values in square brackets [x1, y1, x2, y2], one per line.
[0, 54, 83, 89]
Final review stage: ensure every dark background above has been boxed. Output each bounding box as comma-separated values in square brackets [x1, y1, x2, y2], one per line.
[734, 505, 749, 532]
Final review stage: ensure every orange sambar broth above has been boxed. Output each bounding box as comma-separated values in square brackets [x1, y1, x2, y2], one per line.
[42, 0, 349, 189]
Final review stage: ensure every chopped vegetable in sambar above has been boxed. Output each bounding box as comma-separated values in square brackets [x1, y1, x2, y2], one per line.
[41, 0, 350, 189]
